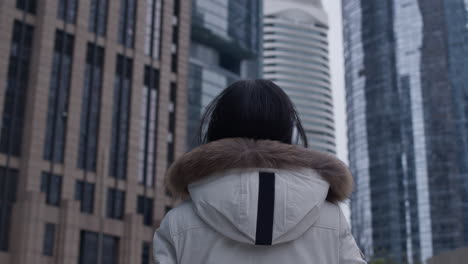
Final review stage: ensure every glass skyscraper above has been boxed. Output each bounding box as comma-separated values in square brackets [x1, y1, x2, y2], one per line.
[187, 0, 263, 149]
[343, 0, 468, 263]
[263, 0, 335, 154]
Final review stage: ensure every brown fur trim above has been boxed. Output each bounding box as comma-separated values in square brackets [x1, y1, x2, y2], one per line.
[166, 138, 354, 203]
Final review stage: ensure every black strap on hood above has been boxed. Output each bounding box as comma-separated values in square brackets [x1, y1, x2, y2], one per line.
[255, 171, 276, 245]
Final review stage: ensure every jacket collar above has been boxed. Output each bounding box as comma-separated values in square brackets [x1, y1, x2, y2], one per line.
[166, 138, 354, 203]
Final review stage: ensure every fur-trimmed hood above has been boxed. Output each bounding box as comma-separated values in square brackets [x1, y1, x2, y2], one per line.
[166, 138, 353, 203]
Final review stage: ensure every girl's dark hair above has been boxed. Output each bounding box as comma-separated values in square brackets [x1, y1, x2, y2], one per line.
[197, 79, 308, 147]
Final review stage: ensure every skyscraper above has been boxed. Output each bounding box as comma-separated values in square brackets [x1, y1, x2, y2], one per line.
[0, 0, 190, 263]
[263, 0, 335, 154]
[187, 0, 263, 149]
[343, 0, 468, 263]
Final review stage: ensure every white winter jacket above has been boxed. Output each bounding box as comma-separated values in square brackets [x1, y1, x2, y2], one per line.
[154, 138, 366, 264]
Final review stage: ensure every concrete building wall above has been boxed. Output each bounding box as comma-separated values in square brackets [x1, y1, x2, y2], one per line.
[0, 0, 190, 263]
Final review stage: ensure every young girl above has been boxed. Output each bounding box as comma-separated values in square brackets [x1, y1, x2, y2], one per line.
[154, 80, 366, 264]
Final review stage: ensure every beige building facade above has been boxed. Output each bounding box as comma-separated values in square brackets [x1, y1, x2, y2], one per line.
[0, 0, 190, 263]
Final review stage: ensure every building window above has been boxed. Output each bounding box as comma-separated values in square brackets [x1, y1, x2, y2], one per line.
[89, 0, 108, 36]
[138, 66, 159, 186]
[167, 83, 177, 166]
[78, 43, 104, 172]
[75, 180, 95, 214]
[79, 231, 119, 264]
[173, 0, 180, 15]
[0, 167, 18, 251]
[40, 172, 62, 206]
[172, 25, 179, 44]
[109, 55, 132, 179]
[137, 195, 153, 226]
[106, 188, 125, 220]
[141, 242, 150, 264]
[171, 53, 178, 73]
[118, 0, 137, 48]
[0, 21, 34, 157]
[144, 0, 162, 58]
[16, 0, 37, 14]
[44, 30, 74, 163]
[58, 0, 78, 24]
[42, 223, 55, 256]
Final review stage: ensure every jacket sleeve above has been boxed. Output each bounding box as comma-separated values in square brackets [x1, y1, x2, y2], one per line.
[154, 215, 177, 264]
[339, 208, 367, 264]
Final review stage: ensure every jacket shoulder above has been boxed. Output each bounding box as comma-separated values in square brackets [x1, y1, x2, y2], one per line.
[313, 201, 342, 231]
[164, 200, 208, 236]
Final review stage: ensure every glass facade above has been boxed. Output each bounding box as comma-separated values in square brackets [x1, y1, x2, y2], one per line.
[343, 0, 468, 263]
[78, 43, 104, 172]
[188, 0, 263, 149]
[44, 30, 74, 163]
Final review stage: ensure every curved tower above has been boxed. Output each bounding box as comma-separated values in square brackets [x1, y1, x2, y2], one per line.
[263, 0, 335, 154]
